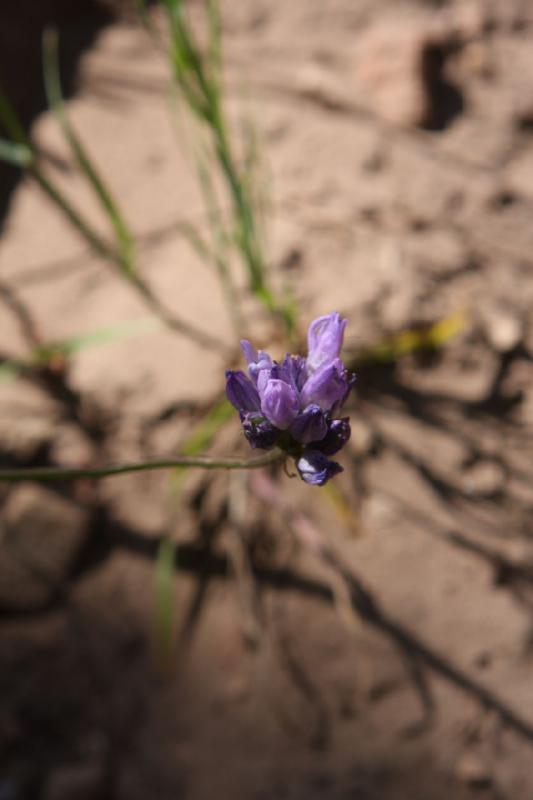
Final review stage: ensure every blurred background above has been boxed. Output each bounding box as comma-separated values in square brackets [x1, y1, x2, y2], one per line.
[2, 1, 533, 798]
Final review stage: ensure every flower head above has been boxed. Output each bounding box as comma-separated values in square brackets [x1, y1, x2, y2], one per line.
[226, 312, 355, 486]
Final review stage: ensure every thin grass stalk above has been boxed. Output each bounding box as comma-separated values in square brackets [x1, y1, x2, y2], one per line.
[169, 79, 245, 339]
[162, 0, 283, 316]
[207, 0, 222, 79]
[0, 87, 121, 263]
[42, 28, 136, 277]
[0, 87, 31, 145]
[0, 82, 225, 352]
[32, 168, 123, 265]
[195, 148, 245, 338]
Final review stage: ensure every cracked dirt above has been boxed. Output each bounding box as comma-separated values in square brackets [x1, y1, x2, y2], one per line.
[2, 1, 533, 798]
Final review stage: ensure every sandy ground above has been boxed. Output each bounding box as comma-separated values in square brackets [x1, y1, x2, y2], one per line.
[2, 1, 533, 798]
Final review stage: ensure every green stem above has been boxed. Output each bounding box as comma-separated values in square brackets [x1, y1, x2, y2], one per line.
[43, 28, 136, 277]
[0, 86, 32, 144]
[0, 449, 283, 482]
[213, 119, 264, 290]
[31, 167, 122, 264]
[195, 152, 245, 339]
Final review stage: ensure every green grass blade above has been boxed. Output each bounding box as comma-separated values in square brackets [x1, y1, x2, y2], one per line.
[42, 28, 136, 278]
[0, 318, 162, 386]
[0, 138, 33, 168]
[34, 316, 162, 363]
[207, 0, 222, 81]
[33, 168, 121, 264]
[0, 87, 32, 145]
[61, 316, 162, 352]
[0, 83, 122, 266]
[161, 0, 297, 332]
[194, 148, 245, 336]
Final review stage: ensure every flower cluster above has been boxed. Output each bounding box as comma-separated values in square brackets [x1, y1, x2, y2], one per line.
[225, 312, 355, 485]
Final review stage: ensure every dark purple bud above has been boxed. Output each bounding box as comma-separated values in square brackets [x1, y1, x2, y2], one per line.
[315, 417, 351, 455]
[296, 449, 343, 486]
[240, 412, 280, 450]
[225, 370, 260, 412]
[290, 404, 328, 444]
[241, 339, 272, 384]
[300, 358, 347, 412]
[260, 379, 299, 430]
[307, 312, 347, 374]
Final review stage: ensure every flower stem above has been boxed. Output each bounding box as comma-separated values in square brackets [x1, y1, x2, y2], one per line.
[0, 450, 283, 483]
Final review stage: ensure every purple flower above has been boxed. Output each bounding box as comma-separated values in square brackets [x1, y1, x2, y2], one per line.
[225, 311, 355, 486]
[296, 450, 344, 486]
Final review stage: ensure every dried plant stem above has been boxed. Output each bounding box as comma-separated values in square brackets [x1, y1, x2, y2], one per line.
[0, 64, 226, 354]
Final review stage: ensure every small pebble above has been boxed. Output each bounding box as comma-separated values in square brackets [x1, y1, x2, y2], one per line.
[456, 753, 492, 789]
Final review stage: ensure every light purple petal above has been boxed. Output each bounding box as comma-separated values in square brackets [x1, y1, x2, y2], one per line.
[307, 312, 347, 374]
[240, 339, 258, 365]
[257, 368, 271, 397]
[241, 339, 273, 385]
[260, 379, 300, 430]
[300, 358, 347, 412]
